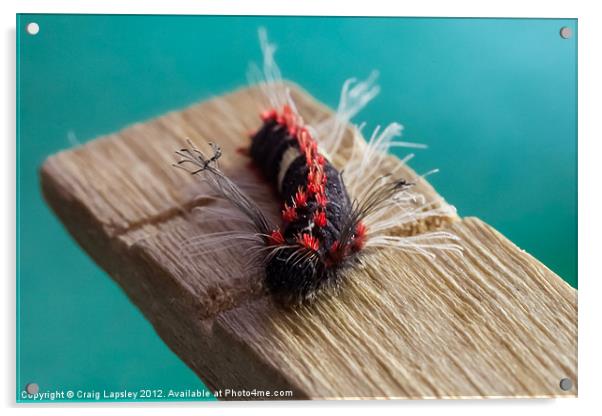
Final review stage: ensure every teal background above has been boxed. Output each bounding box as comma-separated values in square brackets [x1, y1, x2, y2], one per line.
[16, 15, 577, 402]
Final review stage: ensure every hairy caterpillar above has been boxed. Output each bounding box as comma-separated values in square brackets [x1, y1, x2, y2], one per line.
[175, 29, 461, 305]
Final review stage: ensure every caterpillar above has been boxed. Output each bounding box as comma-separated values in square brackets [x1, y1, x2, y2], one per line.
[174, 29, 461, 305]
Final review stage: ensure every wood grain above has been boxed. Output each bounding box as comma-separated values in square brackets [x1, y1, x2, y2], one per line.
[40, 83, 577, 399]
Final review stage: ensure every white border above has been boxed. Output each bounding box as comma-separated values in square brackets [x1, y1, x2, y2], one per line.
[3, 1, 600, 415]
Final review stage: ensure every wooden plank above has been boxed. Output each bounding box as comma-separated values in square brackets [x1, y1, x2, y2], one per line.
[39, 84, 576, 399]
[215, 217, 577, 399]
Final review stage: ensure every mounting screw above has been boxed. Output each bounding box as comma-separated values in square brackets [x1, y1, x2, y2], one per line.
[26, 22, 40, 36]
[559, 26, 572, 39]
[559, 377, 573, 391]
[25, 383, 39, 395]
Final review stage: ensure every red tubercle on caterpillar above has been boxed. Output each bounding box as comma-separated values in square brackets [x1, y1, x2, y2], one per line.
[329, 240, 341, 256]
[281, 105, 296, 126]
[309, 162, 326, 182]
[304, 147, 313, 166]
[268, 229, 285, 245]
[307, 182, 324, 196]
[297, 233, 320, 251]
[315, 192, 327, 208]
[296, 128, 309, 149]
[313, 210, 327, 228]
[316, 154, 325, 166]
[282, 203, 298, 222]
[326, 240, 347, 267]
[324, 222, 367, 266]
[260, 109, 277, 122]
[307, 164, 326, 195]
[266, 104, 298, 130]
[294, 187, 308, 207]
[352, 222, 367, 251]
[355, 221, 366, 237]
[306, 165, 316, 183]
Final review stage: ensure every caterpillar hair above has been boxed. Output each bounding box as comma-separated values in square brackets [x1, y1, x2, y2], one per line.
[174, 28, 462, 305]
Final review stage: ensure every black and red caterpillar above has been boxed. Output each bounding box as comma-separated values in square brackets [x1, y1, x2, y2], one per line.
[174, 29, 460, 305]
[250, 105, 380, 302]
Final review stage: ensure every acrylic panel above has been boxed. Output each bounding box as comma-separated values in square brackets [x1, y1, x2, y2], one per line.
[17, 14, 577, 401]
